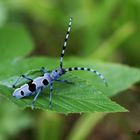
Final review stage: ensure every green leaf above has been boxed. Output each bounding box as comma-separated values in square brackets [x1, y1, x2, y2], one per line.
[0, 53, 140, 113]
[0, 96, 33, 140]
[0, 25, 139, 113]
[0, 73, 126, 113]
[0, 55, 140, 113]
[0, 25, 33, 61]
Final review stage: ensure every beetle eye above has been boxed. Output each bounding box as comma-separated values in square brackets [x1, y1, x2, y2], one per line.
[21, 91, 24, 96]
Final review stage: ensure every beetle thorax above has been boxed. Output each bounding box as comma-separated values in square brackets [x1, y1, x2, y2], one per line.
[50, 68, 64, 80]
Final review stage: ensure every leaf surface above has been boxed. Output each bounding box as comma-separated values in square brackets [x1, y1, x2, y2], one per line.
[0, 25, 140, 113]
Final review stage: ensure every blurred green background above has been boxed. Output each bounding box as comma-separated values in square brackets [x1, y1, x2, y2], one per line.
[0, 0, 140, 140]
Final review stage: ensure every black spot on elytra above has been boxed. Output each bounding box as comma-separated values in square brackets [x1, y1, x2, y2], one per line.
[28, 82, 36, 92]
[42, 79, 49, 85]
[21, 91, 24, 96]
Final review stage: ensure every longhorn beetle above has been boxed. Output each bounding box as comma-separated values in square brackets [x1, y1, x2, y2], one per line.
[12, 17, 108, 110]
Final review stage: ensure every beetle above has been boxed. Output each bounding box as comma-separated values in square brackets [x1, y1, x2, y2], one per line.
[12, 17, 107, 109]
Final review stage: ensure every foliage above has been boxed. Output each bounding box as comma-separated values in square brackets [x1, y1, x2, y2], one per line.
[0, 0, 140, 140]
[0, 96, 33, 140]
[0, 25, 140, 114]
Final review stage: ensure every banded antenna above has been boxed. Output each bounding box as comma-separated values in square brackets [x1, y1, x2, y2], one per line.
[60, 17, 72, 68]
[64, 67, 108, 86]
